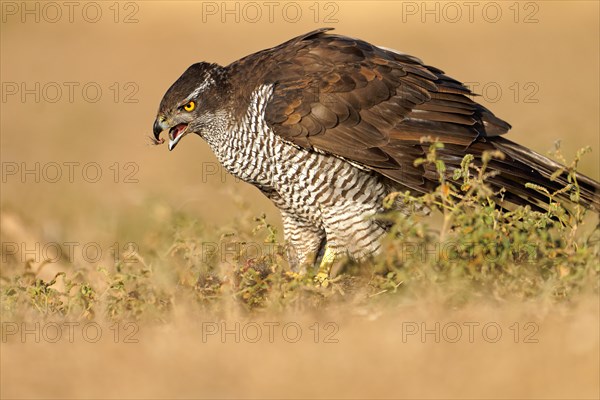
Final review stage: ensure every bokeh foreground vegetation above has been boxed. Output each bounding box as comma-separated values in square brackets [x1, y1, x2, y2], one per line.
[2, 143, 598, 323]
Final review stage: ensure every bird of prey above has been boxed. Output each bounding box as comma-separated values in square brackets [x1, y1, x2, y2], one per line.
[152, 28, 599, 276]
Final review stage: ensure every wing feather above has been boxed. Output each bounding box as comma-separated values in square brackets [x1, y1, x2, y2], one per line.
[226, 29, 599, 209]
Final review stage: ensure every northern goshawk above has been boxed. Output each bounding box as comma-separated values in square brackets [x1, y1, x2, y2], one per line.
[152, 29, 599, 275]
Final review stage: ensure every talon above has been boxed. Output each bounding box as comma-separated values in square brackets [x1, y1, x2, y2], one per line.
[285, 271, 302, 279]
[314, 271, 330, 287]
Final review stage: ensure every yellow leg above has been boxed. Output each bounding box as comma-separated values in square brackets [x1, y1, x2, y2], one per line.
[285, 247, 318, 279]
[314, 245, 337, 287]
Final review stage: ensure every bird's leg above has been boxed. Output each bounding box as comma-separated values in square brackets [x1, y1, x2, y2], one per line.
[281, 212, 325, 275]
[314, 244, 340, 287]
[314, 207, 387, 286]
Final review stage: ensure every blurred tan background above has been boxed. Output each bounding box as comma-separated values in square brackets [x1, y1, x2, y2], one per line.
[1, 0, 598, 235]
[1, 2, 599, 399]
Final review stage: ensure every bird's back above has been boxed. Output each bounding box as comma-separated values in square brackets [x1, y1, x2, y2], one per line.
[224, 28, 598, 212]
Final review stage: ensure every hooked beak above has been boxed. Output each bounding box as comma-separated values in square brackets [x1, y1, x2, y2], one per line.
[153, 119, 165, 143]
[153, 118, 189, 151]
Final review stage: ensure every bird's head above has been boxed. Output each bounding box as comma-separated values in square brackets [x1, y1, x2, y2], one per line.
[153, 62, 229, 150]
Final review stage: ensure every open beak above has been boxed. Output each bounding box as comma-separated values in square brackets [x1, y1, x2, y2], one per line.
[167, 123, 189, 151]
[153, 119, 189, 151]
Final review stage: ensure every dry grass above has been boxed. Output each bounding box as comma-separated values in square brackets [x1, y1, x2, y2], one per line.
[2, 146, 599, 399]
[2, 2, 599, 399]
[2, 299, 599, 400]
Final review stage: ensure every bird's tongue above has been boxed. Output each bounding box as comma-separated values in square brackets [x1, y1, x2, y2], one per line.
[169, 123, 188, 140]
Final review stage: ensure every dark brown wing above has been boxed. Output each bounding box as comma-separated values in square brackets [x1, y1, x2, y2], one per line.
[228, 29, 599, 210]
[231, 29, 509, 189]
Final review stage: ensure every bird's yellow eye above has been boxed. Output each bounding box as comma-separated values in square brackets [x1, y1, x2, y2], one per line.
[183, 101, 196, 112]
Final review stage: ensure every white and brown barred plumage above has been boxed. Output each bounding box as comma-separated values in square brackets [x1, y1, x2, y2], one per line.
[153, 28, 599, 269]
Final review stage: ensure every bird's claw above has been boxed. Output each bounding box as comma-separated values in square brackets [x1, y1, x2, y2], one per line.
[314, 271, 330, 287]
[285, 271, 303, 280]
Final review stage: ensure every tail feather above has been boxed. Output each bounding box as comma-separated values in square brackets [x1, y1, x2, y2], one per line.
[490, 137, 600, 211]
